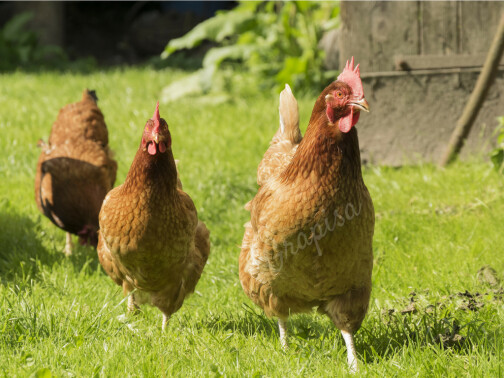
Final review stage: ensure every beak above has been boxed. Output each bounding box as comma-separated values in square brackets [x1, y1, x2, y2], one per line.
[152, 133, 160, 144]
[349, 97, 370, 112]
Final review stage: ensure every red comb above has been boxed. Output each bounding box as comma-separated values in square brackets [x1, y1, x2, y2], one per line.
[337, 57, 364, 98]
[151, 101, 161, 133]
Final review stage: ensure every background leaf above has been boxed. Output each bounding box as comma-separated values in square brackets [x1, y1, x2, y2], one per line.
[2, 12, 34, 42]
[161, 1, 340, 96]
[163, 10, 256, 58]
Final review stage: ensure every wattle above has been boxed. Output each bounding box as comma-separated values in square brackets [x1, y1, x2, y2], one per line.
[338, 108, 361, 133]
[148, 142, 157, 155]
[339, 107, 354, 133]
[159, 141, 166, 153]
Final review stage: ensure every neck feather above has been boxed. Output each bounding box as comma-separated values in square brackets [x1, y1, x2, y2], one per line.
[281, 111, 362, 185]
[122, 147, 178, 195]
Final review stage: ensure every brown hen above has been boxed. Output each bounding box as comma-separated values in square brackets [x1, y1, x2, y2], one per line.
[97, 102, 210, 330]
[239, 58, 374, 372]
[35, 89, 117, 255]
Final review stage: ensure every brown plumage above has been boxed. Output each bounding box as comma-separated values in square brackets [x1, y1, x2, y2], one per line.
[239, 58, 373, 372]
[34, 89, 117, 256]
[97, 102, 210, 330]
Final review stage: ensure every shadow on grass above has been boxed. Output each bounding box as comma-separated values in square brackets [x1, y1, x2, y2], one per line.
[0, 50, 203, 77]
[191, 304, 349, 341]
[187, 303, 279, 338]
[0, 211, 54, 284]
[0, 211, 100, 284]
[65, 241, 101, 277]
[191, 296, 502, 362]
[358, 303, 501, 364]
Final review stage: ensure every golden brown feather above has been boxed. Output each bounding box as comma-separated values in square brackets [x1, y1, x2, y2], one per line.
[34, 89, 117, 255]
[97, 103, 210, 329]
[239, 60, 373, 372]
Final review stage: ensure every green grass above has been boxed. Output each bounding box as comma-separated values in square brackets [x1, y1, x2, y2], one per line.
[1, 68, 503, 377]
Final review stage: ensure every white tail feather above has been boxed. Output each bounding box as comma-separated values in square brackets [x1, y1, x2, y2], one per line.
[278, 84, 300, 143]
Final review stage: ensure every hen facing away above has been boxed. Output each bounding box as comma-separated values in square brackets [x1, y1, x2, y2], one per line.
[97, 103, 210, 330]
[239, 58, 374, 372]
[35, 89, 117, 256]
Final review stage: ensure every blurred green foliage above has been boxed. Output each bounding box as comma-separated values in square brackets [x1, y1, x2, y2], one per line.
[0, 12, 96, 72]
[490, 117, 504, 174]
[162, 1, 339, 95]
[0, 12, 63, 71]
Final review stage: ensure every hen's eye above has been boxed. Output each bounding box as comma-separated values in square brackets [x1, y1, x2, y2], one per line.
[336, 91, 343, 98]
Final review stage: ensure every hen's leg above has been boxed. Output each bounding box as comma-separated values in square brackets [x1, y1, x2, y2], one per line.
[324, 287, 371, 373]
[123, 282, 139, 313]
[278, 318, 288, 350]
[162, 314, 170, 331]
[64, 233, 73, 256]
[341, 330, 358, 373]
[127, 293, 139, 313]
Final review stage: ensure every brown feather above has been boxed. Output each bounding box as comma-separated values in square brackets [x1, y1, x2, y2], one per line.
[239, 81, 374, 331]
[34, 89, 117, 248]
[97, 117, 210, 324]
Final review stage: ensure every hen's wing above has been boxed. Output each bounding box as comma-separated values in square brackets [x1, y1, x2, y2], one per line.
[97, 227, 124, 287]
[35, 141, 116, 236]
[256, 84, 301, 186]
[183, 220, 210, 294]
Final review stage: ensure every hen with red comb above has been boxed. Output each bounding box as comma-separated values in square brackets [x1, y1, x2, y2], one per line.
[321, 56, 370, 133]
[97, 102, 210, 330]
[141, 101, 171, 156]
[240, 58, 373, 372]
[337, 56, 364, 99]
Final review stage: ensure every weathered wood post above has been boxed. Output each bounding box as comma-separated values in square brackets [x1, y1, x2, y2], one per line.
[334, 1, 504, 166]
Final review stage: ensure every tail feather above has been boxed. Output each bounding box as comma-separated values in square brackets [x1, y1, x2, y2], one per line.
[276, 84, 301, 144]
[256, 84, 302, 186]
[84, 89, 98, 103]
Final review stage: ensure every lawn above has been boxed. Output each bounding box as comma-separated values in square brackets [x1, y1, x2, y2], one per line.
[0, 68, 503, 377]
